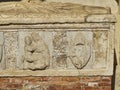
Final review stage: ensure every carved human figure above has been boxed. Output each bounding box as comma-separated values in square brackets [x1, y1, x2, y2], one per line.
[23, 32, 50, 70]
[69, 32, 91, 69]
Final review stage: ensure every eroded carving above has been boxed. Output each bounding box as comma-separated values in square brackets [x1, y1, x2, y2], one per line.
[23, 32, 50, 70]
[52, 32, 68, 68]
[93, 31, 108, 68]
[4, 32, 18, 69]
[69, 32, 91, 69]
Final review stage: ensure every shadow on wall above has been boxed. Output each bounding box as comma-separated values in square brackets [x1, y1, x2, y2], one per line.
[112, 49, 117, 90]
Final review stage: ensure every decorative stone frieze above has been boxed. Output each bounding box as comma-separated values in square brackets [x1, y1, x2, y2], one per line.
[0, 1, 116, 76]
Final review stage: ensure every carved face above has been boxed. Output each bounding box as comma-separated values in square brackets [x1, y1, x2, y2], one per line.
[25, 36, 32, 45]
[75, 42, 85, 57]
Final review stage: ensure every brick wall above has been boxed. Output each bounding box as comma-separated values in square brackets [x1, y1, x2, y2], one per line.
[0, 76, 112, 90]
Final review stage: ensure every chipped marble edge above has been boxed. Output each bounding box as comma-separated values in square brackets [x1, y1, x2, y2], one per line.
[0, 14, 116, 25]
[86, 14, 116, 23]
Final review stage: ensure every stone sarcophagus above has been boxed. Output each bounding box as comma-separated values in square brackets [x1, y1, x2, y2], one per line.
[0, 1, 116, 76]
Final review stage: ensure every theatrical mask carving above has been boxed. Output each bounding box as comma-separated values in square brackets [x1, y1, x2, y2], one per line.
[69, 32, 91, 69]
[23, 32, 50, 70]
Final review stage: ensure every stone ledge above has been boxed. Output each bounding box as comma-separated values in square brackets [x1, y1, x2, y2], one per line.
[0, 15, 116, 25]
[0, 2, 116, 24]
[0, 69, 113, 77]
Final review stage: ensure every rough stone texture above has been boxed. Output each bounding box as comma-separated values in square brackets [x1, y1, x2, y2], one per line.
[47, 0, 118, 14]
[115, 66, 120, 90]
[0, 1, 115, 25]
[4, 32, 18, 70]
[23, 32, 50, 70]
[52, 31, 67, 69]
[92, 31, 108, 68]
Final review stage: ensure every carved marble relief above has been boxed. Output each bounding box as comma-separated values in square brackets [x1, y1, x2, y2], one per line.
[16, 30, 109, 71]
[68, 32, 92, 69]
[92, 31, 108, 68]
[0, 30, 109, 72]
[4, 32, 18, 70]
[18, 31, 93, 70]
[22, 32, 50, 70]
[52, 31, 68, 69]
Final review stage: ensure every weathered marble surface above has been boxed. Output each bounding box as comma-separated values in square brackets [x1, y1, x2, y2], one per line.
[0, 1, 116, 25]
[0, 24, 115, 76]
[23, 32, 50, 70]
[0, 1, 116, 76]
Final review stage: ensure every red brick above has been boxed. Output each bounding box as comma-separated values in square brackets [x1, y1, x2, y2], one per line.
[61, 77, 80, 82]
[47, 77, 62, 81]
[0, 78, 9, 83]
[62, 85, 82, 90]
[48, 85, 62, 90]
[0, 76, 112, 90]
[41, 77, 53, 81]
[101, 87, 111, 90]
[85, 87, 101, 90]
[101, 77, 111, 82]
[82, 76, 102, 83]
[99, 82, 111, 86]
[62, 87, 82, 90]
[9, 78, 23, 84]
[5, 83, 22, 89]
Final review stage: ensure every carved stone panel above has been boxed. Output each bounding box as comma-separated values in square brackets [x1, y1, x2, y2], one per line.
[16, 30, 109, 71]
[0, 0, 115, 76]
[23, 32, 50, 70]
[52, 31, 68, 69]
[18, 32, 50, 70]
[69, 32, 92, 69]
[92, 31, 108, 68]
[4, 32, 18, 70]
[0, 25, 114, 76]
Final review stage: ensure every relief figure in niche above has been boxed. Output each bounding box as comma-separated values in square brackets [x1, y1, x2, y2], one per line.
[23, 32, 50, 70]
[69, 32, 91, 69]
